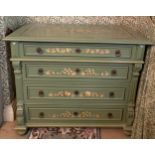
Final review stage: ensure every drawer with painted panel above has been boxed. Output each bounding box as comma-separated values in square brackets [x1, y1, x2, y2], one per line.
[24, 62, 131, 80]
[26, 107, 124, 122]
[22, 43, 135, 60]
[25, 86, 127, 102]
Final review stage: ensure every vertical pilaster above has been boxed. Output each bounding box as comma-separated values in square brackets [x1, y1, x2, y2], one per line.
[12, 60, 27, 135]
[124, 63, 143, 135]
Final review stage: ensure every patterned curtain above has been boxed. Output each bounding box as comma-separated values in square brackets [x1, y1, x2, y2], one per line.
[0, 16, 18, 106]
[119, 17, 155, 138]
[0, 66, 3, 125]
[131, 46, 155, 138]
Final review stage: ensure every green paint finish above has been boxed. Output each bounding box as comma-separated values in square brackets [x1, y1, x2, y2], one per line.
[11, 58, 145, 64]
[24, 103, 127, 109]
[23, 43, 133, 59]
[5, 24, 150, 134]
[23, 77, 131, 88]
[16, 42, 144, 61]
[25, 62, 130, 80]
[26, 86, 126, 101]
[3, 24, 153, 45]
[27, 107, 124, 122]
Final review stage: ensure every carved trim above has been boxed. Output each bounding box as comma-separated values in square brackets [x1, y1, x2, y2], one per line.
[12, 61, 22, 74]
[47, 90, 105, 98]
[12, 61, 25, 126]
[44, 68, 111, 77]
[45, 48, 111, 55]
[10, 58, 145, 64]
[84, 49, 111, 55]
[126, 105, 135, 126]
[16, 101, 25, 125]
[46, 111, 101, 119]
[133, 63, 143, 77]
[46, 48, 72, 54]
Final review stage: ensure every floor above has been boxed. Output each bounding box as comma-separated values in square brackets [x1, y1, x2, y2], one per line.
[0, 122, 130, 139]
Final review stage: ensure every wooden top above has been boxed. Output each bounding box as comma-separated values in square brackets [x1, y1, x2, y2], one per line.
[3, 23, 153, 45]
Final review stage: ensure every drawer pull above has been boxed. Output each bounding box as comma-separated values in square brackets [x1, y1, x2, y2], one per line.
[109, 92, 115, 98]
[111, 70, 117, 76]
[107, 113, 113, 118]
[74, 90, 79, 95]
[38, 90, 44, 97]
[39, 112, 44, 118]
[75, 48, 81, 53]
[73, 112, 79, 116]
[36, 47, 43, 54]
[115, 50, 121, 57]
[75, 68, 80, 73]
[38, 68, 44, 75]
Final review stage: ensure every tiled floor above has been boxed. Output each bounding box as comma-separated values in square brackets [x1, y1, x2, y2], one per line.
[0, 122, 130, 139]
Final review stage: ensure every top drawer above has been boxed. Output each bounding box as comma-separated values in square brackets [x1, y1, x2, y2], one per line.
[21, 43, 136, 60]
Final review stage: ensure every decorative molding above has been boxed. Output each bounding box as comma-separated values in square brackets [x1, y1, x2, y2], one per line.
[45, 111, 101, 119]
[10, 58, 144, 64]
[45, 48, 111, 55]
[12, 61, 25, 126]
[47, 90, 105, 98]
[43, 68, 111, 77]
[126, 104, 135, 126]
[133, 63, 143, 77]
[16, 101, 24, 125]
[12, 61, 22, 74]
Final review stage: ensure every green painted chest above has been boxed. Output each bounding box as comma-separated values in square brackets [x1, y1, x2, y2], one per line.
[4, 24, 152, 135]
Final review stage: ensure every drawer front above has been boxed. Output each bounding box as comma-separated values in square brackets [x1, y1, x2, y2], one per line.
[27, 107, 123, 121]
[26, 86, 126, 101]
[24, 62, 130, 80]
[23, 43, 133, 59]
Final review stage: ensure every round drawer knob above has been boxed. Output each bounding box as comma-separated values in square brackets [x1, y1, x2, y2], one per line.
[38, 90, 44, 97]
[38, 68, 44, 75]
[39, 112, 44, 118]
[36, 47, 43, 54]
[74, 90, 79, 95]
[115, 50, 121, 57]
[75, 68, 80, 73]
[107, 113, 113, 118]
[75, 48, 81, 53]
[73, 112, 79, 116]
[111, 70, 117, 76]
[109, 92, 115, 98]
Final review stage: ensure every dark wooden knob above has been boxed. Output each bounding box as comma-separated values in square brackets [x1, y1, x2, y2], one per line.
[38, 90, 44, 97]
[39, 112, 44, 118]
[115, 50, 121, 57]
[111, 70, 117, 76]
[107, 113, 113, 118]
[75, 68, 80, 73]
[109, 92, 115, 98]
[75, 48, 81, 53]
[73, 112, 79, 116]
[38, 68, 44, 75]
[36, 47, 43, 54]
[74, 90, 79, 95]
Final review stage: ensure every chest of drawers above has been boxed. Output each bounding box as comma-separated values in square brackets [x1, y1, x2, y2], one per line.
[4, 24, 152, 135]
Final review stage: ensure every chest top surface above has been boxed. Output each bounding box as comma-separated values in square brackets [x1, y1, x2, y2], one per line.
[4, 23, 153, 45]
